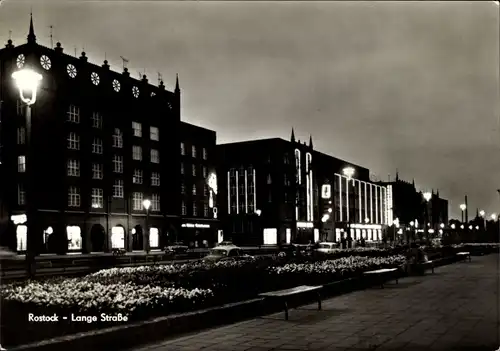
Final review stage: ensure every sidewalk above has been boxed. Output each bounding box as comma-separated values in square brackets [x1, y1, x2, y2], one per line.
[132, 255, 500, 351]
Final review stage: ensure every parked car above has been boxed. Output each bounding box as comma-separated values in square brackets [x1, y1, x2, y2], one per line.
[164, 242, 189, 255]
[216, 241, 235, 247]
[315, 242, 339, 255]
[277, 243, 314, 258]
[203, 245, 254, 263]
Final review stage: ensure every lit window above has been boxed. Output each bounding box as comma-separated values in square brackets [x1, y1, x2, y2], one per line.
[112, 128, 123, 148]
[203, 166, 207, 178]
[92, 137, 103, 154]
[132, 145, 142, 161]
[111, 226, 125, 249]
[180, 142, 185, 155]
[150, 149, 159, 163]
[67, 132, 80, 150]
[192, 164, 196, 176]
[151, 194, 160, 211]
[267, 174, 272, 184]
[150, 126, 159, 141]
[192, 145, 197, 158]
[67, 159, 80, 176]
[132, 192, 144, 210]
[17, 156, 26, 173]
[67, 105, 80, 123]
[204, 203, 209, 217]
[113, 179, 124, 198]
[113, 155, 123, 173]
[181, 201, 186, 215]
[68, 186, 81, 207]
[204, 185, 208, 197]
[133, 169, 143, 184]
[151, 172, 160, 186]
[67, 226, 82, 250]
[181, 163, 184, 175]
[92, 112, 102, 129]
[181, 183, 185, 194]
[18, 183, 25, 205]
[92, 163, 103, 179]
[202, 148, 207, 160]
[17, 127, 26, 145]
[132, 121, 142, 137]
[91, 188, 104, 208]
[192, 203, 197, 216]
[192, 184, 197, 195]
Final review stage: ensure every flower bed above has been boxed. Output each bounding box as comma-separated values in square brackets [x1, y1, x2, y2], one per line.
[0, 253, 405, 347]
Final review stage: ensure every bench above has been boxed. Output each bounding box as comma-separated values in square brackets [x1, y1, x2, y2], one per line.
[363, 268, 399, 288]
[456, 251, 471, 262]
[259, 285, 322, 320]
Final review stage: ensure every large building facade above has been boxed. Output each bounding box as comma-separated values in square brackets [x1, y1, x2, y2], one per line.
[0, 18, 218, 255]
[217, 131, 391, 246]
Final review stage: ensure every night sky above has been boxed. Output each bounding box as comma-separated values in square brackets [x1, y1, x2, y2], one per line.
[1, 0, 499, 220]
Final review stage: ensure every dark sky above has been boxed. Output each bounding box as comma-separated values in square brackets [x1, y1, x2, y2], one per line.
[1, 0, 499, 220]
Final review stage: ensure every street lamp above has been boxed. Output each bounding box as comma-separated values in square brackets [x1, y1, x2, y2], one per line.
[491, 213, 498, 221]
[143, 199, 151, 253]
[440, 223, 445, 229]
[423, 192, 432, 244]
[342, 167, 355, 247]
[392, 218, 400, 243]
[460, 204, 467, 223]
[12, 67, 43, 277]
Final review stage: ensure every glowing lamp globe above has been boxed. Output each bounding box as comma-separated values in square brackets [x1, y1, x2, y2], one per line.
[460, 204, 466, 211]
[423, 192, 432, 202]
[479, 210, 485, 217]
[440, 223, 445, 228]
[12, 68, 43, 105]
[143, 199, 151, 210]
[342, 167, 355, 179]
[492, 213, 498, 220]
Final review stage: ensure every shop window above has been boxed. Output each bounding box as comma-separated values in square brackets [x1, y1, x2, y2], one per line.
[67, 226, 82, 250]
[16, 225, 27, 251]
[149, 227, 159, 248]
[263, 228, 277, 245]
[111, 226, 125, 249]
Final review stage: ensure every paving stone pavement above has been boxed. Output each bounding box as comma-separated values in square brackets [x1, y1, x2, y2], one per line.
[132, 255, 500, 351]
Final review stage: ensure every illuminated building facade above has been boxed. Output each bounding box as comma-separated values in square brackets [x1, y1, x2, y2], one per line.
[314, 151, 390, 242]
[217, 130, 391, 246]
[0, 18, 218, 255]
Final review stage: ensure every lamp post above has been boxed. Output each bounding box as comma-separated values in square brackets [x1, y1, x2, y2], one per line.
[423, 192, 432, 244]
[342, 167, 355, 248]
[12, 68, 43, 278]
[392, 218, 399, 244]
[143, 199, 151, 254]
[460, 204, 467, 223]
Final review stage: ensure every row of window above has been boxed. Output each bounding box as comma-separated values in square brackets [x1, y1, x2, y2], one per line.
[181, 201, 210, 217]
[180, 142, 208, 159]
[181, 163, 209, 177]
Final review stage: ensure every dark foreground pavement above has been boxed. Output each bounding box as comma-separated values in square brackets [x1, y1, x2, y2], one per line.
[132, 255, 500, 351]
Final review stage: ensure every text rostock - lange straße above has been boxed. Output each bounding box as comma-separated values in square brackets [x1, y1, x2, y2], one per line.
[28, 313, 129, 323]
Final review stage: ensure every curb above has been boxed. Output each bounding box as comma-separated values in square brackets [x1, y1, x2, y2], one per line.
[4, 254, 471, 351]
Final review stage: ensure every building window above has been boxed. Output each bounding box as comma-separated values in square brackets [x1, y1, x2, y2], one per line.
[132, 121, 142, 137]
[180, 142, 185, 155]
[181, 163, 185, 175]
[204, 203, 209, 217]
[16, 100, 24, 116]
[67, 105, 80, 123]
[68, 186, 81, 207]
[192, 145, 197, 158]
[192, 184, 197, 195]
[17, 127, 26, 145]
[92, 137, 103, 154]
[202, 148, 207, 160]
[67, 159, 80, 176]
[17, 155, 26, 173]
[18, 183, 25, 205]
[112, 128, 123, 148]
[132, 145, 142, 161]
[133, 192, 144, 210]
[67, 132, 80, 150]
[204, 185, 208, 197]
[92, 163, 103, 179]
[203, 166, 207, 178]
[92, 112, 102, 129]
[133, 169, 143, 184]
[267, 174, 272, 184]
[181, 201, 186, 215]
[91, 188, 104, 208]
[150, 149, 159, 163]
[192, 203, 197, 216]
[113, 155, 123, 173]
[151, 172, 160, 186]
[181, 183, 185, 194]
[113, 179, 124, 198]
[150, 126, 159, 141]
[151, 194, 160, 211]
[192, 164, 196, 176]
